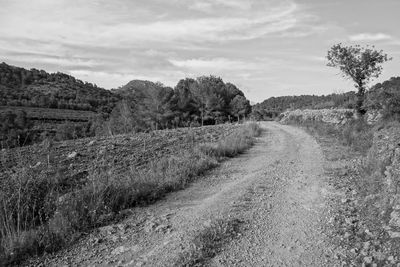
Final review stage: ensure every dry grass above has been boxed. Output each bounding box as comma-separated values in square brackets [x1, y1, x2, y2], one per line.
[176, 218, 243, 266]
[0, 122, 262, 265]
[199, 122, 262, 158]
[290, 119, 373, 155]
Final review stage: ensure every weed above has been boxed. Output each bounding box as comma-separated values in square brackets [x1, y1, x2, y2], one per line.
[199, 122, 262, 159]
[176, 218, 243, 266]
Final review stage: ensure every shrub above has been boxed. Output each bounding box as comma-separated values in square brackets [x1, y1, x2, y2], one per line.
[340, 119, 373, 153]
[199, 122, 261, 158]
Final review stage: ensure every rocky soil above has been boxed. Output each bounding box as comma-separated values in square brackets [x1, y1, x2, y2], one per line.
[25, 122, 345, 266]
[307, 124, 400, 266]
[280, 108, 383, 125]
[0, 124, 239, 184]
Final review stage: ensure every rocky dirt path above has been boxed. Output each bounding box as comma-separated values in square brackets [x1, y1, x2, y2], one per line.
[30, 122, 342, 266]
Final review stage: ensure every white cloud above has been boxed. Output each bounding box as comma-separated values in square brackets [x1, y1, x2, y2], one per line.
[169, 58, 259, 71]
[0, 0, 302, 48]
[188, 0, 252, 13]
[349, 33, 392, 42]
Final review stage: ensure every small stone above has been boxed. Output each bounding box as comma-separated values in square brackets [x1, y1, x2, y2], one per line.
[364, 256, 373, 264]
[111, 246, 128, 255]
[388, 231, 400, 238]
[341, 198, 350, 204]
[365, 229, 374, 236]
[67, 151, 78, 159]
[389, 210, 400, 228]
[203, 220, 212, 228]
[363, 241, 371, 250]
[32, 161, 41, 168]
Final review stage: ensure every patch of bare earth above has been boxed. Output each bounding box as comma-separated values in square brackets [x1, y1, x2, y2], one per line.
[26, 122, 343, 266]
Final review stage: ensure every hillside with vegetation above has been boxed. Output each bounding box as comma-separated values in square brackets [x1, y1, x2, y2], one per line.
[0, 62, 120, 112]
[0, 63, 251, 148]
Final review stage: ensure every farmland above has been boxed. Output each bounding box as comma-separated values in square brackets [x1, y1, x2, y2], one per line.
[0, 124, 240, 182]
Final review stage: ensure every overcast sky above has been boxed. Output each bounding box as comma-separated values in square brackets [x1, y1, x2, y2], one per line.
[0, 0, 399, 102]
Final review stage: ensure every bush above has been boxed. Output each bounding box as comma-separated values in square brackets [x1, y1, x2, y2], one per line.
[340, 119, 373, 153]
[199, 122, 261, 158]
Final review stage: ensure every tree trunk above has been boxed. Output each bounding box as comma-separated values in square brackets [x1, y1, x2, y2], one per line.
[201, 108, 204, 126]
[356, 84, 366, 116]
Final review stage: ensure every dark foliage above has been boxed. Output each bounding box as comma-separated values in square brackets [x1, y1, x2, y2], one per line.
[366, 77, 400, 120]
[110, 76, 251, 133]
[0, 111, 33, 148]
[0, 62, 120, 112]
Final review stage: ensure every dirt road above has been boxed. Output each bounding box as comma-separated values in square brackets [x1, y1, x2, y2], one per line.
[33, 122, 341, 266]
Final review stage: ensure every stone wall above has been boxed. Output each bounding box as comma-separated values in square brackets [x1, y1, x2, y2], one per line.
[279, 108, 383, 125]
[366, 122, 400, 238]
[279, 109, 355, 125]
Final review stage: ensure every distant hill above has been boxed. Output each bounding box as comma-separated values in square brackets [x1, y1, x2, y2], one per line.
[0, 62, 120, 113]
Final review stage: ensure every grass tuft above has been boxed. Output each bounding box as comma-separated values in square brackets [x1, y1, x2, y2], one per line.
[176, 218, 243, 266]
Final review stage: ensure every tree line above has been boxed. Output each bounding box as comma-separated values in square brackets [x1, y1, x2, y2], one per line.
[104, 76, 251, 135]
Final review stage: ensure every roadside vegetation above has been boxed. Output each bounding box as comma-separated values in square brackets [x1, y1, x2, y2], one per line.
[277, 44, 400, 265]
[0, 122, 261, 265]
[176, 218, 243, 266]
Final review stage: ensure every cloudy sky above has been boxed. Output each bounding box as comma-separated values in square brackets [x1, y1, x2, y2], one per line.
[0, 0, 399, 102]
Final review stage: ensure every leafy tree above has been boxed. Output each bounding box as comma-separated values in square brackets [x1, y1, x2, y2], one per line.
[191, 76, 231, 125]
[107, 100, 138, 135]
[142, 84, 174, 130]
[230, 95, 251, 122]
[173, 78, 196, 111]
[172, 78, 197, 127]
[327, 43, 391, 114]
